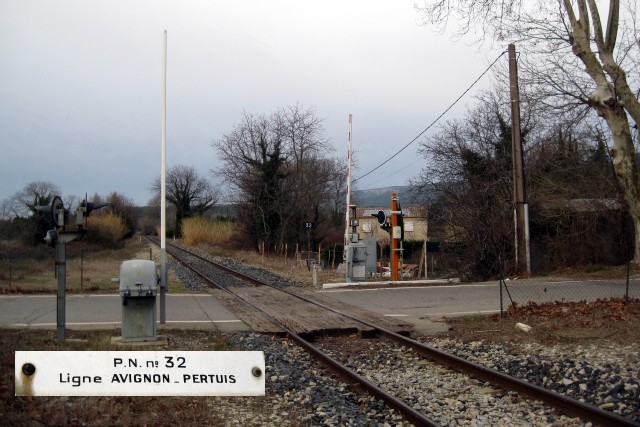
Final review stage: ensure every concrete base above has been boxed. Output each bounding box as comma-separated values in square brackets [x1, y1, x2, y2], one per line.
[403, 316, 451, 336]
[322, 278, 461, 289]
[122, 296, 157, 342]
[110, 335, 168, 347]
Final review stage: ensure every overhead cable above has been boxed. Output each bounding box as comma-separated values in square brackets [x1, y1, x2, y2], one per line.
[353, 50, 508, 184]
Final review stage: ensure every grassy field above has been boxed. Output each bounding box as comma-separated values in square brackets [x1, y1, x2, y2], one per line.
[0, 228, 338, 296]
[182, 216, 237, 246]
[0, 238, 183, 294]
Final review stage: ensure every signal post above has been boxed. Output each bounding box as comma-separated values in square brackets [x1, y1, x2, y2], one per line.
[39, 196, 107, 340]
[390, 193, 401, 281]
[371, 192, 403, 282]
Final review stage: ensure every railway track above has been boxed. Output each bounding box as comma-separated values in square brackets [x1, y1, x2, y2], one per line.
[149, 238, 638, 427]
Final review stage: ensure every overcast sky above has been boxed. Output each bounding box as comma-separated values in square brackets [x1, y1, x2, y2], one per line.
[0, 0, 501, 206]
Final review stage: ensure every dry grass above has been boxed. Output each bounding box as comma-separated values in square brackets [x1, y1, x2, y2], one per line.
[182, 217, 237, 246]
[0, 239, 183, 294]
[228, 249, 346, 288]
[86, 213, 128, 246]
[438, 298, 640, 347]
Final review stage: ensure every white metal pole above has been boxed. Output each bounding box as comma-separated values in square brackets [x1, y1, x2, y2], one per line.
[344, 114, 352, 248]
[160, 30, 167, 324]
[344, 114, 353, 281]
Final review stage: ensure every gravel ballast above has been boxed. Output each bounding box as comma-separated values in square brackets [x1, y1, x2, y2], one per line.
[161, 244, 640, 426]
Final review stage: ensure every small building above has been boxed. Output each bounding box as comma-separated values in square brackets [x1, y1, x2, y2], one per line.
[355, 206, 428, 242]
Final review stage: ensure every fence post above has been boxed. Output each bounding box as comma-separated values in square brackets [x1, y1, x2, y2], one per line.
[9, 250, 12, 289]
[500, 278, 504, 317]
[626, 260, 630, 302]
[149, 247, 152, 260]
[80, 249, 84, 290]
[312, 264, 318, 287]
[332, 245, 336, 270]
[421, 241, 427, 279]
[499, 255, 504, 318]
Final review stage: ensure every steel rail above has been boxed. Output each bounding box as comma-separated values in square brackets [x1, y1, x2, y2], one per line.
[260, 287, 639, 427]
[153, 239, 639, 427]
[151, 238, 439, 427]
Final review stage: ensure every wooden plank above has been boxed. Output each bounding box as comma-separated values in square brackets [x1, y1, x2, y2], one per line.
[291, 288, 413, 336]
[206, 289, 284, 334]
[208, 285, 412, 337]
[232, 287, 369, 336]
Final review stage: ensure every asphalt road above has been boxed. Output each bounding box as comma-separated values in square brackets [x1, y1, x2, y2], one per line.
[0, 294, 250, 333]
[1, 277, 636, 336]
[321, 276, 637, 315]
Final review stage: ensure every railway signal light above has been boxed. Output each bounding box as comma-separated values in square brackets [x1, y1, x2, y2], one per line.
[371, 210, 392, 234]
[371, 210, 386, 225]
[36, 194, 108, 341]
[37, 195, 108, 247]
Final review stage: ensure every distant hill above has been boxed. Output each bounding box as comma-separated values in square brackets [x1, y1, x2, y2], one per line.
[351, 185, 436, 208]
[138, 186, 436, 213]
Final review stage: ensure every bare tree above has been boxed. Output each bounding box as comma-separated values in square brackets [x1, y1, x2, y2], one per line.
[416, 0, 640, 261]
[412, 83, 624, 276]
[325, 157, 349, 224]
[213, 105, 335, 247]
[2, 181, 62, 218]
[0, 181, 62, 243]
[150, 164, 219, 237]
[411, 95, 517, 278]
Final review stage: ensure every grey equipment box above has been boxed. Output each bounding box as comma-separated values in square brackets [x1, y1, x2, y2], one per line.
[119, 259, 159, 342]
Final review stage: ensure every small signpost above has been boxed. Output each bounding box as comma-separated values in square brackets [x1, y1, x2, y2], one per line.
[304, 221, 315, 269]
[16, 351, 265, 396]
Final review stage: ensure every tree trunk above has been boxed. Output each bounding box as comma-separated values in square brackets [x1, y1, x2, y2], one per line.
[563, 0, 640, 262]
[605, 111, 640, 262]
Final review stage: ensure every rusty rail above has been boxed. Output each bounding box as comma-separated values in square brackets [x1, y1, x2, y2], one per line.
[152, 238, 639, 427]
[152, 238, 439, 426]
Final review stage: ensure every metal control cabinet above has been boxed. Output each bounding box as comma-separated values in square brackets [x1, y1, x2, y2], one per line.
[119, 260, 159, 342]
[346, 237, 377, 281]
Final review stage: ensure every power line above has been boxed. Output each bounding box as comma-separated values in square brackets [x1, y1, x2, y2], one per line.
[352, 50, 507, 184]
[361, 157, 424, 188]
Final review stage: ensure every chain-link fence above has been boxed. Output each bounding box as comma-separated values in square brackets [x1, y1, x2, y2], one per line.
[498, 260, 640, 316]
[0, 244, 154, 293]
[3, 238, 639, 316]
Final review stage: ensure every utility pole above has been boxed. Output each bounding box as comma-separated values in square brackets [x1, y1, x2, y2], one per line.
[508, 43, 530, 274]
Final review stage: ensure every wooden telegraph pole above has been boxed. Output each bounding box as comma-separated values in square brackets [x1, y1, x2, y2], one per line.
[508, 43, 530, 274]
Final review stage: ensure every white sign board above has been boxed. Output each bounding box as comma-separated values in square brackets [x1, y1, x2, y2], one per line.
[15, 351, 265, 396]
[353, 265, 366, 278]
